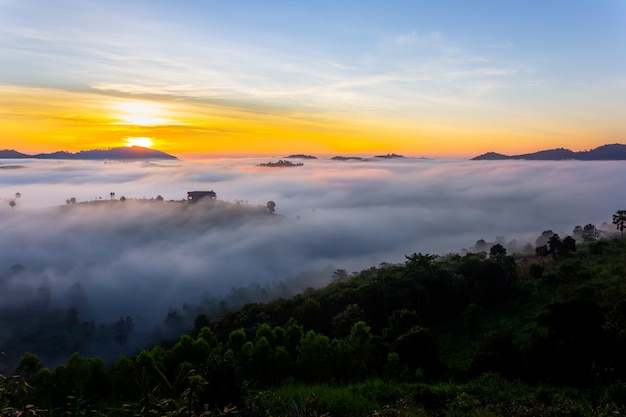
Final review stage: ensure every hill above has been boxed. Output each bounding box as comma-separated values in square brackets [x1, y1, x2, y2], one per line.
[0, 146, 177, 160]
[284, 154, 318, 159]
[6, 229, 626, 416]
[472, 143, 626, 160]
[0, 149, 30, 158]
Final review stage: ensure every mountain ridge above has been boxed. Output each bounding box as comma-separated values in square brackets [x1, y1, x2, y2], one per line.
[472, 143, 626, 160]
[0, 146, 178, 160]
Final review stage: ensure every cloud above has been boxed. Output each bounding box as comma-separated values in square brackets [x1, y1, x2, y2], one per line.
[0, 157, 624, 362]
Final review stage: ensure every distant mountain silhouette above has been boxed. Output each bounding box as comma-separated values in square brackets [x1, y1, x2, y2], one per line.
[374, 153, 405, 159]
[472, 144, 626, 160]
[0, 146, 178, 160]
[331, 156, 364, 161]
[284, 154, 318, 159]
[0, 149, 30, 158]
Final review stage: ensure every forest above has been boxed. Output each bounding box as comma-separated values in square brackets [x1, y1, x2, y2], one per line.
[2, 210, 626, 416]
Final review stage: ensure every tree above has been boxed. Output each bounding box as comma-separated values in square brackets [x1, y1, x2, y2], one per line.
[164, 309, 185, 336]
[582, 224, 600, 242]
[391, 327, 441, 379]
[473, 239, 489, 253]
[297, 330, 332, 381]
[8, 199, 15, 214]
[114, 316, 134, 346]
[16, 352, 43, 381]
[535, 245, 550, 259]
[536, 230, 556, 247]
[614, 210, 626, 267]
[573, 225, 583, 240]
[266, 201, 276, 214]
[529, 300, 607, 385]
[110, 192, 115, 200]
[332, 304, 366, 338]
[561, 235, 577, 256]
[489, 243, 507, 257]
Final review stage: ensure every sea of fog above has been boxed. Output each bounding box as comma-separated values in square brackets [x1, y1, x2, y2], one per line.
[1, 157, 624, 324]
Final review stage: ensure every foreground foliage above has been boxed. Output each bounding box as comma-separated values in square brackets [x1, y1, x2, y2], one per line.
[3, 230, 626, 416]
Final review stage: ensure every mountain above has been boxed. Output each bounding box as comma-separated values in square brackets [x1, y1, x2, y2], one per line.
[472, 144, 626, 160]
[374, 153, 405, 159]
[0, 149, 31, 158]
[0, 146, 178, 160]
[331, 156, 364, 161]
[284, 154, 318, 159]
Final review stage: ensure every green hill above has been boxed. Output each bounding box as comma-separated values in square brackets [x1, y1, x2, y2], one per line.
[3, 224, 626, 416]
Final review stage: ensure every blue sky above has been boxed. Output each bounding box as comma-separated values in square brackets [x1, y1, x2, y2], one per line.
[1, 0, 624, 156]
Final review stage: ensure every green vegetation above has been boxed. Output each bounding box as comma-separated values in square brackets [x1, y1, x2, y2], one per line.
[4, 216, 626, 416]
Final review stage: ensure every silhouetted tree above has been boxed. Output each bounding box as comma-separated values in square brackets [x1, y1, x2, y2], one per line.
[573, 225, 583, 240]
[332, 269, 349, 281]
[114, 316, 134, 345]
[489, 243, 507, 257]
[582, 224, 600, 241]
[561, 235, 577, 256]
[535, 230, 556, 247]
[614, 210, 626, 267]
[473, 239, 489, 253]
[535, 245, 550, 258]
[16, 352, 43, 381]
[266, 201, 276, 214]
[164, 309, 185, 336]
[547, 234, 562, 256]
[547, 234, 576, 259]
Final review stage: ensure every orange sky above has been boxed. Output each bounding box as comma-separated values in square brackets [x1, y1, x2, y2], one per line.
[1, 84, 621, 159]
[1, 1, 624, 159]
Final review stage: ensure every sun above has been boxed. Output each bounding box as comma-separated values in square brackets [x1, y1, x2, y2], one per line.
[124, 137, 154, 148]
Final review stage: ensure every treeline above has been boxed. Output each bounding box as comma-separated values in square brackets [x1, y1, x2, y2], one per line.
[3, 225, 626, 415]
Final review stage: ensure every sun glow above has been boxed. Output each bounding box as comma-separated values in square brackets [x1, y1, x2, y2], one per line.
[125, 137, 154, 148]
[111, 101, 176, 126]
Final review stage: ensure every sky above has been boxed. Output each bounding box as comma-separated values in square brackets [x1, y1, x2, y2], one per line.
[1, 1, 625, 158]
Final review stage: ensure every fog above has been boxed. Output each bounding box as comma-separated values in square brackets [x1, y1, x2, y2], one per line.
[1, 157, 624, 355]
